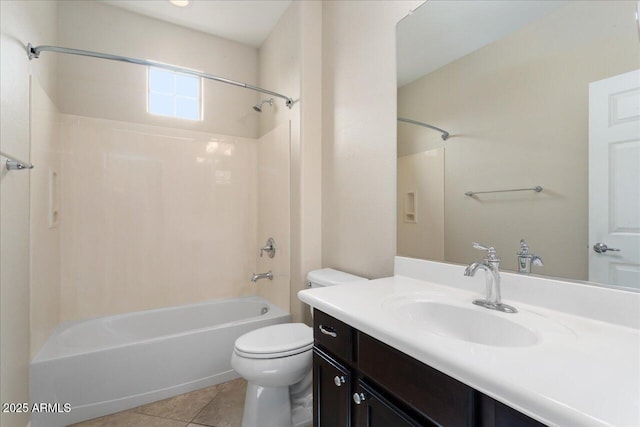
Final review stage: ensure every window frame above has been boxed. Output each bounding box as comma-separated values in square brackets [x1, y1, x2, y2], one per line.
[147, 66, 202, 121]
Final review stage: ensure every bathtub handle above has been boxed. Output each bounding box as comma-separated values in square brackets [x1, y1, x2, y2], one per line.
[259, 237, 276, 258]
[318, 325, 337, 338]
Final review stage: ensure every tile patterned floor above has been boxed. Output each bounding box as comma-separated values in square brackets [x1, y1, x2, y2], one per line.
[69, 378, 247, 427]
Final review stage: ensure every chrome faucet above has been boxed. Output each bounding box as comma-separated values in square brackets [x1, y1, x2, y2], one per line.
[464, 243, 517, 313]
[251, 271, 273, 283]
[516, 239, 543, 274]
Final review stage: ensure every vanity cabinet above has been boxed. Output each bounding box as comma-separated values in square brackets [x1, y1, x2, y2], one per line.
[312, 349, 427, 427]
[312, 310, 353, 427]
[313, 310, 546, 427]
[353, 380, 426, 427]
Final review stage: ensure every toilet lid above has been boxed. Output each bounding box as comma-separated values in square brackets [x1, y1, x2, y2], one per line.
[234, 323, 313, 358]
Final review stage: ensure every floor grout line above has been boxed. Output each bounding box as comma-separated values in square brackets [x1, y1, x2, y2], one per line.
[128, 384, 220, 426]
[188, 391, 218, 426]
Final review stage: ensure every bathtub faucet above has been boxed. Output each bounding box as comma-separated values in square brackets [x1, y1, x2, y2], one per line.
[251, 271, 273, 283]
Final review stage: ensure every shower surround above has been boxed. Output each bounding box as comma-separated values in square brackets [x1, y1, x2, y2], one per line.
[44, 0, 293, 326]
[59, 115, 260, 321]
[27, 113, 292, 425]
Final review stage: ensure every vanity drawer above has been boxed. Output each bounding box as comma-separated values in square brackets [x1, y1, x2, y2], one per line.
[358, 332, 474, 427]
[313, 310, 354, 363]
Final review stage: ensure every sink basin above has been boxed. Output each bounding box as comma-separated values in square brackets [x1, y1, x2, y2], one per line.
[388, 299, 539, 347]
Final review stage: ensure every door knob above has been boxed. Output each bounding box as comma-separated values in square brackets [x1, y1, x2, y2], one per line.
[334, 376, 346, 387]
[593, 243, 621, 253]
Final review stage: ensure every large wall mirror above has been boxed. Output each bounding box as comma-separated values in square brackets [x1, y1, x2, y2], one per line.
[396, 0, 640, 289]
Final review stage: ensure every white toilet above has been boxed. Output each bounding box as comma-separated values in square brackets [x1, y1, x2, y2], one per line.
[231, 268, 367, 427]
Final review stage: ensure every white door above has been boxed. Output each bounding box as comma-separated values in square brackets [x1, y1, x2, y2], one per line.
[589, 69, 640, 289]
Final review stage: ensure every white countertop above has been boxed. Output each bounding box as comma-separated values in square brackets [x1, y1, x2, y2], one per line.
[298, 261, 640, 427]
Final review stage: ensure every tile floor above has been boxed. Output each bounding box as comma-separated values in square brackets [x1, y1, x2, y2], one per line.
[69, 378, 247, 427]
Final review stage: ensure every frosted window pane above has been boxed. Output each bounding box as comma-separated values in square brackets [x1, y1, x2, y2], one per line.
[148, 67, 200, 120]
[149, 68, 174, 94]
[176, 74, 199, 98]
[149, 93, 174, 116]
[176, 98, 199, 120]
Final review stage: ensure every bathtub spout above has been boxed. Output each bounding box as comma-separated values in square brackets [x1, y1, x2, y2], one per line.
[251, 271, 273, 283]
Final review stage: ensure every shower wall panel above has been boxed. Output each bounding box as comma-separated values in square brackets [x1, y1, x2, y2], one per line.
[59, 115, 258, 322]
[256, 122, 291, 312]
[30, 78, 62, 357]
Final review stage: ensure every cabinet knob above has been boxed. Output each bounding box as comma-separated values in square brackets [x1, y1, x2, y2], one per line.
[334, 375, 346, 387]
[353, 392, 366, 405]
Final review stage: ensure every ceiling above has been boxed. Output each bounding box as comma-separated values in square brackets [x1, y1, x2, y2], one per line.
[101, 0, 292, 48]
[397, 0, 568, 86]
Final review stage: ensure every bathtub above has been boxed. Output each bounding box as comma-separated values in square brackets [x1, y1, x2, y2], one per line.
[30, 296, 289, 427]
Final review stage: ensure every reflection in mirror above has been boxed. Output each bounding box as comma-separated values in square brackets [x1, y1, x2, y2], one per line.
[397, 1, 640, 289]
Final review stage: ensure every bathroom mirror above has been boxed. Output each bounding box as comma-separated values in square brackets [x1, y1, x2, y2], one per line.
[396, 0, 640, 289]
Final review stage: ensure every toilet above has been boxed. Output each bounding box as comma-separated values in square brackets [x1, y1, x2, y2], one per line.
[231, 268, 367, 427]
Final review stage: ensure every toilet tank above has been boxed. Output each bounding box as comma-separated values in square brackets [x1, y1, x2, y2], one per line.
[307, 268, 367, 289]
[306, 268, 367, 318]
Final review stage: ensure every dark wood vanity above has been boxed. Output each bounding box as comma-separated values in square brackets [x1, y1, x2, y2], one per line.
[312, 310, 546, 427]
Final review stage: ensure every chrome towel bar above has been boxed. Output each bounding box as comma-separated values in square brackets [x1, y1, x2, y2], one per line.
[465, 186, 542, 197]
[1, 151, 34, 171]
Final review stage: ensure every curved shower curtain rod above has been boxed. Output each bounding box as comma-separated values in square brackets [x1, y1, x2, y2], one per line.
[398, 117, 449, 141]
[27, 44, 294, 109]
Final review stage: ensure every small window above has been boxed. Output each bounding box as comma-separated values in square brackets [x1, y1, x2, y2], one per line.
[148, 67, 201, 120]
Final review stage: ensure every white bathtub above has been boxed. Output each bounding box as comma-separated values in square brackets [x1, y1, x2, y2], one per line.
[30, 296, 289, 427]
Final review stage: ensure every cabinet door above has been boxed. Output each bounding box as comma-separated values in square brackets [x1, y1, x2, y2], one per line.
[313, 349, 351, 427]
[358, 332, 474, 426]
[353, 381, 431, 427]
[478, 396, 547, 427]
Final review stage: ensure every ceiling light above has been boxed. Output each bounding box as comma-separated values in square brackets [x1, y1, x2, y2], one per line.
[169, 0, 190, 7]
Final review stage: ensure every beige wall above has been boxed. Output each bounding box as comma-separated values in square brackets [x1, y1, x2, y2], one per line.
[0, 1, 58, 425]
[398, 1, 639, 280]
[258, 2, 300, 138]
[258, 1, 323, 323]
[321, 0, 422, 279]
[59, 116, 258, 321]
[296, 2, 323, 324]
[57, 1, 260, 138]
[29, 79, 61, 358]
[397, 148, 444, 261]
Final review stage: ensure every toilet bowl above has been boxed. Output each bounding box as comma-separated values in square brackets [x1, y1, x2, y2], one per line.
[231, 268, 367, 427]
[231, 323, 313, 427]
